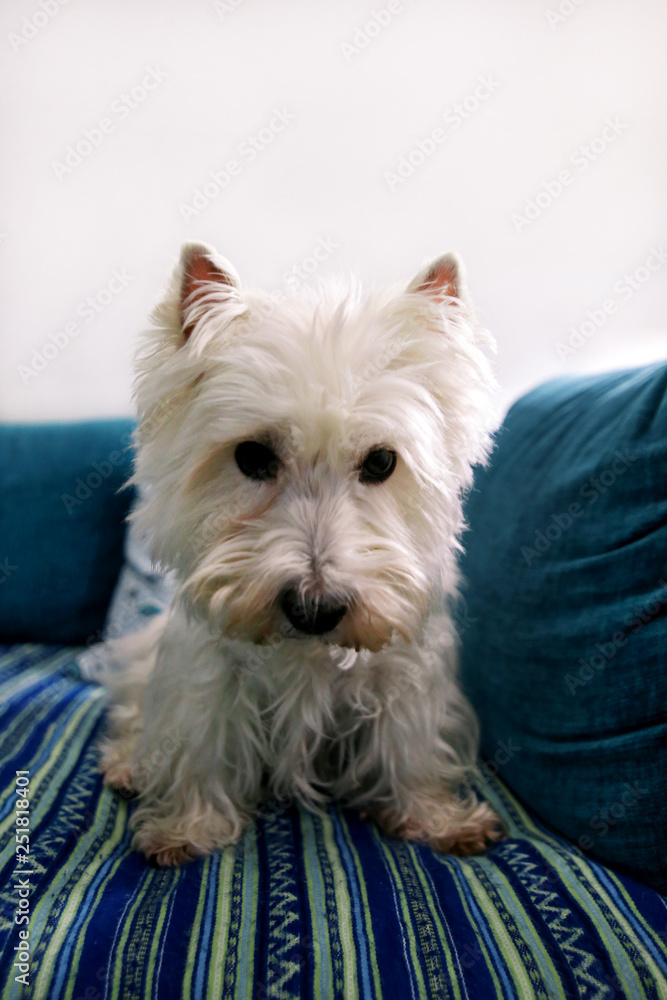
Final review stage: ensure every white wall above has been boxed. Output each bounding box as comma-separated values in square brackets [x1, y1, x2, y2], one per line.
[1, 0, 665, 422]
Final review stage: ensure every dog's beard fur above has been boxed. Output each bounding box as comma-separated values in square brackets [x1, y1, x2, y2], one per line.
[99, 243, 502, 866]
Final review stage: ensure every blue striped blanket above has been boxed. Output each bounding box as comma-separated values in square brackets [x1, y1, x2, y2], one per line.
[1, 643, 666, 999]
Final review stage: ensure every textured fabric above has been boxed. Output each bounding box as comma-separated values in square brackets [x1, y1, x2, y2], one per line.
[77, 485, 176, 684]
[1, 644, 666, 1000]
[459, 361, 667, 894]
[0, 421, 136, 645]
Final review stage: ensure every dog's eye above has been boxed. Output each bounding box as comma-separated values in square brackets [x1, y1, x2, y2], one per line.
[360, 448, 397, 484]
[235, 441, 280, 481]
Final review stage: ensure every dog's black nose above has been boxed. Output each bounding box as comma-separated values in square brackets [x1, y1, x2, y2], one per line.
[280, 588, 347, 635]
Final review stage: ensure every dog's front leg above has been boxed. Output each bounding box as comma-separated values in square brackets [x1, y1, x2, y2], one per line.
[347, 649, 504, 856]
[127, 613, 260, 866]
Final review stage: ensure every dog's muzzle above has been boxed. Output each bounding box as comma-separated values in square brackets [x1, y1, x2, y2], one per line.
[280, 587, 347, 636]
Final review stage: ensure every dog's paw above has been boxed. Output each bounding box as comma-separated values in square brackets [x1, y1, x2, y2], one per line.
[372, 800, 505, 857]
[131, 807, 245, 867]
[430, 802, 505, 857]
[99, 734, 141, 797]
[146, 843, 200, 868]
[132, 828, 202, 867]
[100, 759, 138, 799]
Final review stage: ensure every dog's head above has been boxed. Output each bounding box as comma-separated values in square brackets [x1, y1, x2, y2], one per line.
[131, 242, 497, 650]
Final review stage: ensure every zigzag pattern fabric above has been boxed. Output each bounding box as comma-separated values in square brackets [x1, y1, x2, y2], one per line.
[1, 644, 666, 999]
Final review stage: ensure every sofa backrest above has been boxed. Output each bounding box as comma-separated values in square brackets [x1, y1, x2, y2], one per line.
[0, 420, 136, 645]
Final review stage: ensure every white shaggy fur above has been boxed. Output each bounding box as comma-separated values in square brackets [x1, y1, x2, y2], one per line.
[99, 242, 502, 866]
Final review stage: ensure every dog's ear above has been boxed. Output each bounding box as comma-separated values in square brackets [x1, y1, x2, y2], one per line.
[407, 253, 467, 306]
[178, 242, 241, 342]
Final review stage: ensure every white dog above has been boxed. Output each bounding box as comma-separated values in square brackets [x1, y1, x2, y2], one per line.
[99, 242, 502, 866]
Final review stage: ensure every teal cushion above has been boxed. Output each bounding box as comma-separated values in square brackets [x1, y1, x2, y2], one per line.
[459, 362, 667, 893]
[0, 421, 135, 644]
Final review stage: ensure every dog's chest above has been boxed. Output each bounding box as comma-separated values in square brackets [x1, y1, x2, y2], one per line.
[238, 646, 377, 763]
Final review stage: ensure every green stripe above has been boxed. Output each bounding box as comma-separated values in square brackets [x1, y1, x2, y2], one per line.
[0, 648, 74, 705]
[61, 809, 130, 1000]
[1, 695, 105, 891]
[145, 868, 184, 998]
[448, 864, 506, 999]
[338, 815, 383, 999]
[320, 810, 357, 998]
[108, 868, 160, 1000]
[0, 652, 87, 770]
[566, 850, 665, 996]
[300, 810, 333, 996]
[29, 803, 128, 1000]
[203, 849, 236, 1000]
[374, 830, 430, 1000]
[411, 854, 465, 1000]
[525, 837, 649, 996]
[0, 689, 105, 854]
[464, 866, 539, 1000]
[478, 857, 566, 999]
[233, 828, 259, 1000]
[182, 854, 212, 999]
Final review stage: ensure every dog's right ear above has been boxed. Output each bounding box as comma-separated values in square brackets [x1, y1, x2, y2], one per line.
[407, 253, 466, 305]
[178, 242, 241, 342]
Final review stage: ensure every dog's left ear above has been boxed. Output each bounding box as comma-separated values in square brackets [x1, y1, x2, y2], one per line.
[178, 241, 241, 342]
[407, 253, 468, 307]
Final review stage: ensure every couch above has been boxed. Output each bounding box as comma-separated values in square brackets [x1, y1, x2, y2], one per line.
[0, 364, 665, 999]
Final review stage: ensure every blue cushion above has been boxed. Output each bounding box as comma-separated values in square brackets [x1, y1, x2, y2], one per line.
[459, 361, 667, 893]
[0, 421, 135, 644]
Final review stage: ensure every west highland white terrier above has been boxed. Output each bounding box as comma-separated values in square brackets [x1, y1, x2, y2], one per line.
[99, 242, 502, 866]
